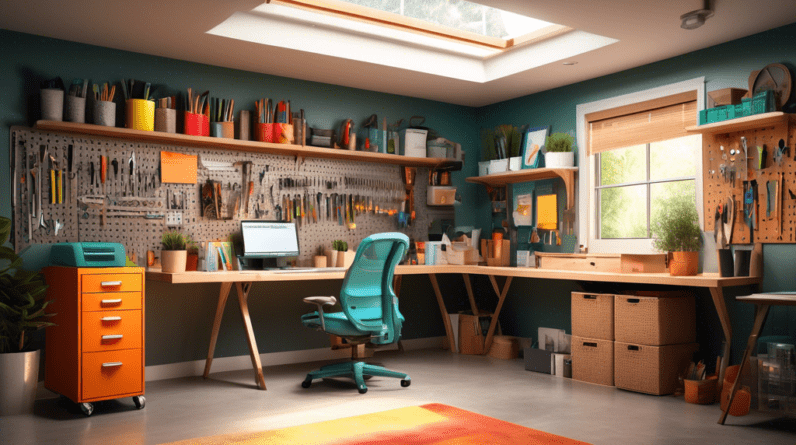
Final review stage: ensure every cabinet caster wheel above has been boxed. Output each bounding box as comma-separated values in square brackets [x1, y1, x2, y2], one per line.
[358, 386, 368, 394]
[400, 379, 411, 388]
[80, 403, 94, 417]
[301, 380, 312, 389]
[133, 396, 146, 410]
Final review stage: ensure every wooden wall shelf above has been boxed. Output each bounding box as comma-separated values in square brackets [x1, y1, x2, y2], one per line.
[34, 121, 461, 169]
[686, 111, 792, 134]
[466, 167, 577, 209]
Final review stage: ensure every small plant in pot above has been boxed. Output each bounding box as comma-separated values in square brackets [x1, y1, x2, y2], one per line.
[186, 239, 200, 272]
[651, 194, 702, 276]
[544, 132, 575, 168]
[0, 215, 54, 415]
[161, 230, 188, 273]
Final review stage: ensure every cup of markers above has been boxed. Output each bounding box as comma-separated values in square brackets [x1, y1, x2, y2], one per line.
[122, 79, 155, 131]
[254, 98, 294, 144]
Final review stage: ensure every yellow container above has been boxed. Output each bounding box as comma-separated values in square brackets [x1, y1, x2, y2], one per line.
[125, 99, 155, 131]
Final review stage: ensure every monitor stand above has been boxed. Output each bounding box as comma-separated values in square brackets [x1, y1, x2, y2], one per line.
[238, 256, 289, 271]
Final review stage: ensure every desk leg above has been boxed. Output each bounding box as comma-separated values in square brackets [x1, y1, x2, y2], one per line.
[709, 287, 733, 388]
[462, 274, 480, 316]
[235, 282, 267, 390]
[204, 281, 233, 379]
[429, 273, 456, 353]
[719, 304, 770, 425]
[484, 275, 513, 353]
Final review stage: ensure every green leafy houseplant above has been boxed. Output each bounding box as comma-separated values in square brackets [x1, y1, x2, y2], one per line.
[545, 132, 575, 153]
[332, 240, 348, 252]
[651, 194, 702, 252]
[161, 230, 187, 251]
[0, 216, 54, 353]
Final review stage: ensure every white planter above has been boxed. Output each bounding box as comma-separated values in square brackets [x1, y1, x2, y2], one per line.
[509, 156, 522, 171]
[489, 159, 509, 174]
[478, 161, 490, 176]
[0, 350, 40, 416]
[325, 249, 338, 267]
[336, 250, 356, 268]
[161, 250, 187, 273]
[544, 151, 575, 168]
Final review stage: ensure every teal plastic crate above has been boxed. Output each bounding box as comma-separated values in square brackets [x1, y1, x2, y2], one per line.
[49, 242, 126, 267]
[752, 90, 775, 114]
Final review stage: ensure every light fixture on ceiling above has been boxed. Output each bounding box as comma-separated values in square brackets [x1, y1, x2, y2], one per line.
[680, 0, 713, 30]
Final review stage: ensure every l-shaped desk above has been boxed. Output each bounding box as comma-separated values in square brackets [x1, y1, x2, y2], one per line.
[146, 265, 760, 391]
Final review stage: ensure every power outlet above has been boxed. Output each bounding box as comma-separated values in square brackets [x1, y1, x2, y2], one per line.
[166, 212, 183, 227]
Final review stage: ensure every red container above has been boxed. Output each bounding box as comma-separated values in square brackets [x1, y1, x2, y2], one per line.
[255, 123, 276, 143]
[184, 112, 209, 136]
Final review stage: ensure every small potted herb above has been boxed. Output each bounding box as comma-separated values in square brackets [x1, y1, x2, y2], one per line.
[186, 238, 200, 272]
[651, 194, 702, 276]
[161, 230, 188, 273]
[544, 132, 575, 168]
[314, 246, 327, 268]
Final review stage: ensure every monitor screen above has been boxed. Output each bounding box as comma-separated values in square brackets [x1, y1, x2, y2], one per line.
[241, 221, 299, 258]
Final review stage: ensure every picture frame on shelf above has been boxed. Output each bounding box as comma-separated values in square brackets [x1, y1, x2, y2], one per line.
[522, 126, 549, 169]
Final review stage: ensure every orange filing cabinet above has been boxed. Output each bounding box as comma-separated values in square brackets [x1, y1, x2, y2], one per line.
[43, 266, 145, 416]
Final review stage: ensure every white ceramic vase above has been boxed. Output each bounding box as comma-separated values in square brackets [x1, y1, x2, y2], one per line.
[544, 151, 575, 168]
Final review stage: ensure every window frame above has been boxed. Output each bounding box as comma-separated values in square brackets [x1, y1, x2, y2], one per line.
[576, 78, 705, 254]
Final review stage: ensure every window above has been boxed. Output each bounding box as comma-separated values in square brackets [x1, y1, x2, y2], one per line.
[576, 78, 705, 253]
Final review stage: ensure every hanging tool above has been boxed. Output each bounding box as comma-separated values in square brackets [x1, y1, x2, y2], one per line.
[724, 197, 734, 245]
[49, 151, 56, 205]
[129, 153, 136, 198]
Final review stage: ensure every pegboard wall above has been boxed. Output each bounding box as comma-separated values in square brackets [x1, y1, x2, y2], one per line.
[11, 127, 443, 265]
[702, 115, 796, 244]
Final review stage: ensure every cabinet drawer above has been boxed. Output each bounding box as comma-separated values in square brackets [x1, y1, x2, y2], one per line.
[82, 349, 143, 400]
[82, 310, 142, 352]
[82, 273, 142, 293]
[82, 292, 142, 312]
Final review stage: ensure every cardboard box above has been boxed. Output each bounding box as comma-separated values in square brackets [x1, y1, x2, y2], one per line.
[571, 292, 614, 341]
[614, 292, 695, 345]
[708, 88, 748, 107]
[620, 254, 667, 273]
[458, 312, 492, 355]
[614, 341, 698, 395]
[572, 336, 614, 386]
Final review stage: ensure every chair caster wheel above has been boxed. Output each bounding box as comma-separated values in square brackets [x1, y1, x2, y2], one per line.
[80, 402, 94, 417]
[133, 396, 146, 409]
[358, 386, 368, 394]
[400, 379, 411, 388]
[301, 380, 312, 388]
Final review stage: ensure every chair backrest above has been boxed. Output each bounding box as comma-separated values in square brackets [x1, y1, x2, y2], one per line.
[338, 233, 408, 345]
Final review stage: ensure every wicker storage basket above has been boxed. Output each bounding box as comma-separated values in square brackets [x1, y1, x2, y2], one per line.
[614, 341, 698, 395]
[571, 292, 614, 340]
[572, 336, 614, 386]
[614, 292, 695, 345]
[487, 335, 519, 359]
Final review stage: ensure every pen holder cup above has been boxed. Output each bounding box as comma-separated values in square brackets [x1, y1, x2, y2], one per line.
[210, 121, 234, 139]
[717, 249, 734, 277]
[41, 88, 64, 121]
[481, 239, 510, 266]
[65, 95, 86, 123]
[684, 376, 717, 404]
[125, 99, 155, 131]
[274, 123, 294, 144]
[184, 112, 209, 136]
[237, 110, 251, 140]
[93, 100, 116, 127]
[155, 108, 177, 133]
[255, 123, 277, 143]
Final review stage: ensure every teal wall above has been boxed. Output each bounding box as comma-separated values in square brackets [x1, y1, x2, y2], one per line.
[476, 23, 796, 364]
[0, 30, 479, 365]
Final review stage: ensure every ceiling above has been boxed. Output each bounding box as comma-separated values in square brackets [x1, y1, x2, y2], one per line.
[2, 0, 795, 107]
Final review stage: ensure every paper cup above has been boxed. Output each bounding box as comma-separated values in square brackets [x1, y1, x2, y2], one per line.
[155, 108, 177, 133]
[93, 100, 116, 127]
[41, 88, 64, 121]
[255, 123, 276, 143]
[125, 99, 155, 131]
[211, 121, 234, 138]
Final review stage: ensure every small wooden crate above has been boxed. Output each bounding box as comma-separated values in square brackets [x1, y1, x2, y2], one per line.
[536, 253, 621, 272]
[571, 292, 614, 341]
[614, 292, 695, 345]
[614, 341, 698, 395]
[572, 336, 614, 386]
[619, 254, 667, 273]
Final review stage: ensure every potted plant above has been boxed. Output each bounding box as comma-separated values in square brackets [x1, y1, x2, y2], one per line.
[313, 246, 327, 268]
[326, 240, 343, 267]
[161, 230, 188, 273]
[544, 132, 575, 167]
[479, 128, 497, 175]
[0, 216, 54, 415]
[498, 125, 525, 171]
[651, 194, 702, 276]
[186, 238, 200, 272]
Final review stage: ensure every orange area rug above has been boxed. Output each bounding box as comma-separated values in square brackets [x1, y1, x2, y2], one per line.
[163, 403, 590, 445]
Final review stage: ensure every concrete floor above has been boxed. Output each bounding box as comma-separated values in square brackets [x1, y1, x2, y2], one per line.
[1, 349, 794, 444]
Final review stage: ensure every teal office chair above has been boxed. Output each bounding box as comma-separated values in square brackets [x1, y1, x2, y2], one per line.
[300, 232, 411, 394]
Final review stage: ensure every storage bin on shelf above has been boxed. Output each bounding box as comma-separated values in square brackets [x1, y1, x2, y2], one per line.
[571, 292, 614, 341]
[571, 336, 614, 386]
[614, 341, 698, 395]
[614, 292, 695, 345]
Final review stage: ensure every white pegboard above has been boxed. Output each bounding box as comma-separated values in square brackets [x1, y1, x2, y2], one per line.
[11, 127, 441, 264]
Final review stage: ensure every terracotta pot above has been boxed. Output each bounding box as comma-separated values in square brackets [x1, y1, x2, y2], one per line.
[337, 250, 356, 268]
[186, 251, 199, 271]
[669, 251, 698, 276]
[161, 250, 187, 273]
[313, 255, 327, 268]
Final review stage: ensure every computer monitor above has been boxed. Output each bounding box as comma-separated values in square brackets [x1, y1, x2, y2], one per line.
[240, 221, 299, 269]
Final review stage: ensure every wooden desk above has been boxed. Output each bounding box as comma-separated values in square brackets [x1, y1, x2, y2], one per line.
[719, 293, 796, 424]
[146, 266, 760, 390]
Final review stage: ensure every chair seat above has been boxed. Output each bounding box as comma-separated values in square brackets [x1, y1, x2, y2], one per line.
[301, 310, 404, 337]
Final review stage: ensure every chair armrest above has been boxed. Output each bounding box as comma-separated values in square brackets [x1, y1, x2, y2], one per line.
[303, 296, 337, 331]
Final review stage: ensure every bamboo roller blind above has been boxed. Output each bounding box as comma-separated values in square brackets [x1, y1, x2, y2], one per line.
[587, 91, 697, 155]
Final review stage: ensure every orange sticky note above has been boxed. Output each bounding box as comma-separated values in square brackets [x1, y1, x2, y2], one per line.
[161, 151, 197, 184]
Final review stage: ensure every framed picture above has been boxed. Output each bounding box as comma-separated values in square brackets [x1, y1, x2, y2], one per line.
[522, 126, 549, 169]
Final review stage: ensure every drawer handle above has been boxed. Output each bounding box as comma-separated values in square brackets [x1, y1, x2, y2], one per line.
[101, 316, 122, 322]
[102, 334, 123, 341]
[101, 299, 123, 305]
[102, 362, 123, 368]
[101, 281, 123, 287]
[627, 298, 640, 303]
